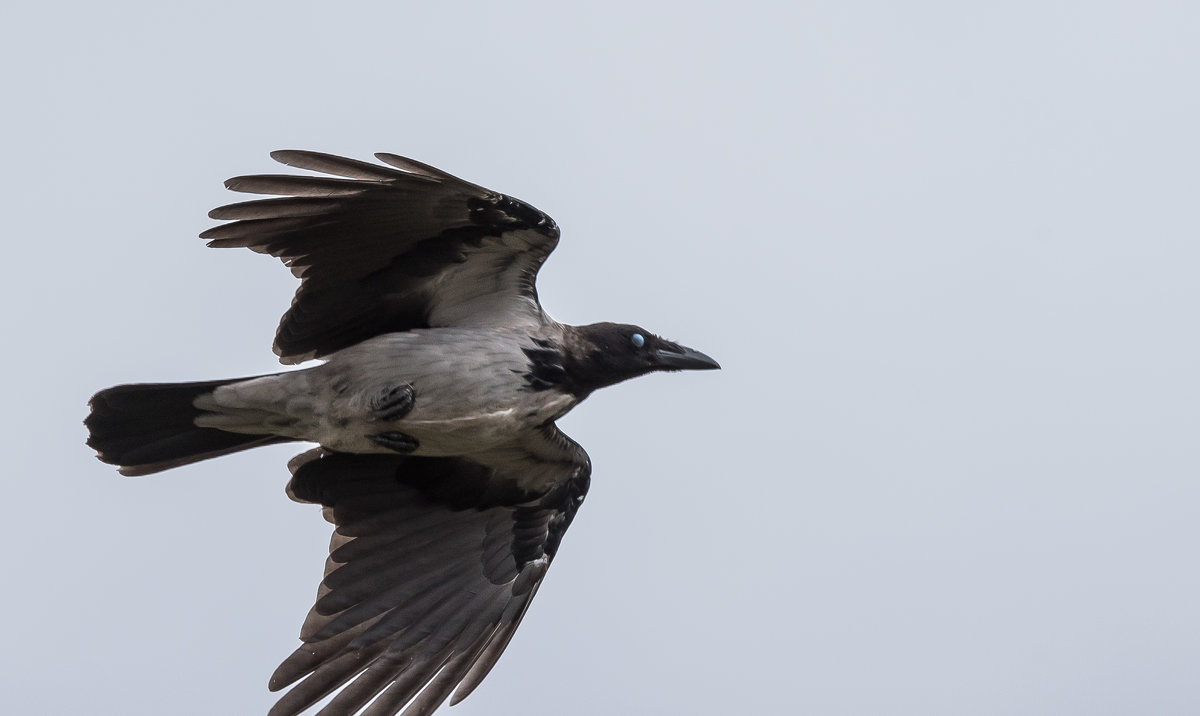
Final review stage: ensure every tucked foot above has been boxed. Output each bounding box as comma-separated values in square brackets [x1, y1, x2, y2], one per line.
[369, 382, 416, 421]
[367, 431, 420, 453]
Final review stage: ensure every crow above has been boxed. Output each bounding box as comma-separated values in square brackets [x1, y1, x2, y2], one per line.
[86, 150, 719, 716]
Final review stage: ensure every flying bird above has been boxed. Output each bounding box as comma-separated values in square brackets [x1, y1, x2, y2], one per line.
[85, 151, 719, 716]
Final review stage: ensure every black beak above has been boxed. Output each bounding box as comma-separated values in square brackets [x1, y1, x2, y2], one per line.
[654, 345, 721, 371]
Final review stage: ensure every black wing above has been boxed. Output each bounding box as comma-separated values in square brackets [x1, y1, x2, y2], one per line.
[200, 151, 561, 364]
[270, 426, 590, 716]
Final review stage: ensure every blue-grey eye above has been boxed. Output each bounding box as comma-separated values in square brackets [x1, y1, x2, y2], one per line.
[631, 333, 645, 348]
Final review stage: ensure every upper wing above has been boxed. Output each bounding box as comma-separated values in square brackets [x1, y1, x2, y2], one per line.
[270, 425, 590, 716]
[200, 151, 562, 364]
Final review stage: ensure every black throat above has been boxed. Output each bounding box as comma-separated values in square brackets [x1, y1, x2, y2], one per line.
[521, 338, 571, 393]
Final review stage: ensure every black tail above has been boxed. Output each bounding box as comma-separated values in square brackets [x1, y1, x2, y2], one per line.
[86, 378, 297, 476]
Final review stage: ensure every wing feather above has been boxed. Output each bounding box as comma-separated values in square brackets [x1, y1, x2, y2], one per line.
[203, 151, 561, 363]
[270, 427, 590, 716]
[270, 150, 415, 182]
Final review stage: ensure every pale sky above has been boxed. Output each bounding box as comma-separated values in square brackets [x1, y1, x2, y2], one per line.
[4, 2, 1199, 715]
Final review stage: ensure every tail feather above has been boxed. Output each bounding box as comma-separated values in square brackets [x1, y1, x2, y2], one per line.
[86, 378, 297, 476]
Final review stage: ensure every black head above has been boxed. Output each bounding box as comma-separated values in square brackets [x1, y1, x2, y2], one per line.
[562, 322, 720, 397]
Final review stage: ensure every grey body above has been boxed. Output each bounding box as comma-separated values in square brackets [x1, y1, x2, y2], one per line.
[85, 151, 718, 716]
[199, 327, 576, 461]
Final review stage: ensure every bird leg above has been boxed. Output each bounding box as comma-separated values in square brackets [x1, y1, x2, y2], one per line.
[367, 383, 419, 452]
[368, 382, 416, 421]
[367, 431, 420, 453]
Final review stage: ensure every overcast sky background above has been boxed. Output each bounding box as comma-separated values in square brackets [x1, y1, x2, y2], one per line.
[4, 2, 1198, 715]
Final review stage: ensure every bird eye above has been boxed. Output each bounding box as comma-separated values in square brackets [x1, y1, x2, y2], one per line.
[631, 333, 645, 348]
